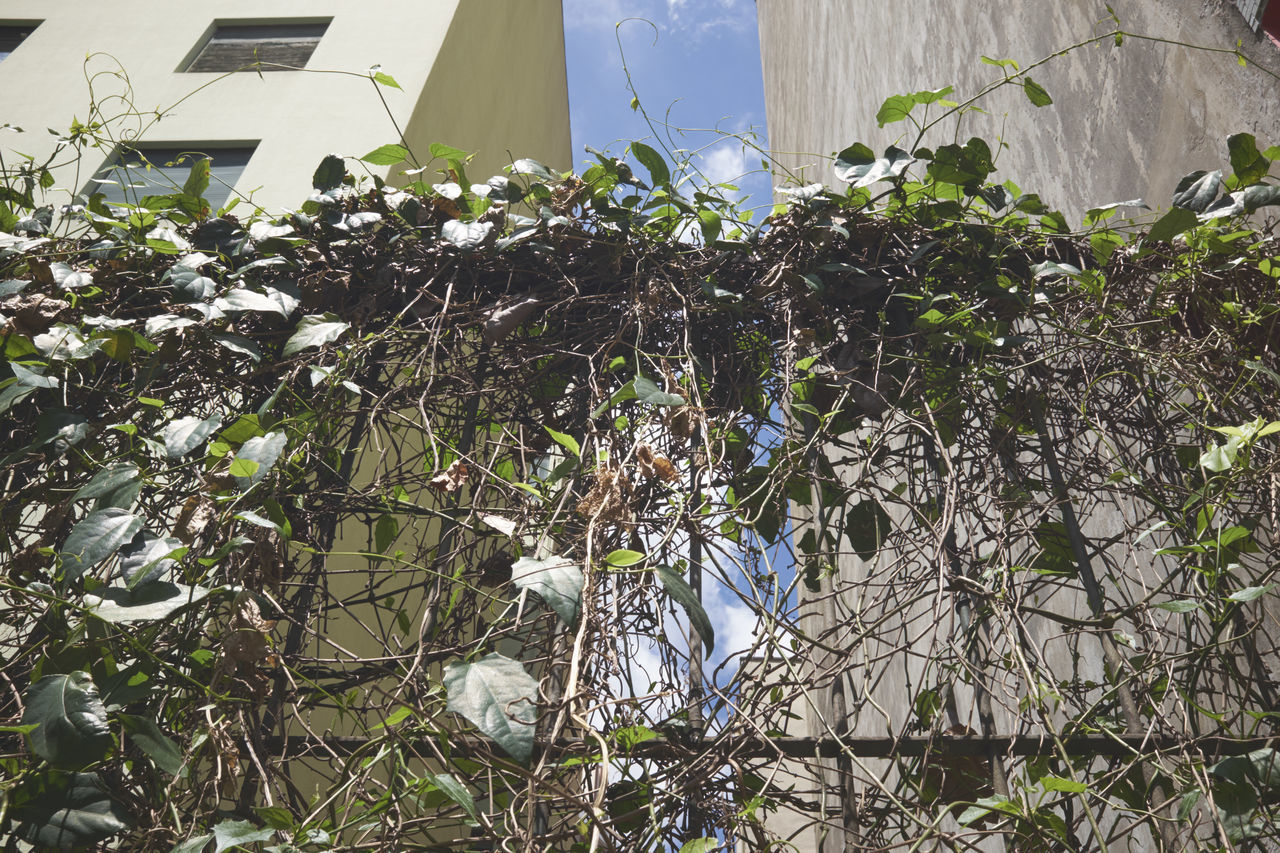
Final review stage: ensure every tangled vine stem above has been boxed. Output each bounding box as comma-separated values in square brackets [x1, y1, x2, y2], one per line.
[2, 103, 1280, 852]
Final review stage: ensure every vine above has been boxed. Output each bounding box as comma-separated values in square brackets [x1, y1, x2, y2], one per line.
[2, 40, 1280, 853]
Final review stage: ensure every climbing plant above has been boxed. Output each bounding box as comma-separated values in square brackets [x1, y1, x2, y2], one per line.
[3, 40, 1280, 853]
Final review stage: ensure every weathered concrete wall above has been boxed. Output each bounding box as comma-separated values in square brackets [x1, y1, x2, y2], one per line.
[758, 0, 1280, 220]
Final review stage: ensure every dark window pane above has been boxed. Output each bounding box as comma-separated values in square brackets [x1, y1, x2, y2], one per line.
[88, 145, 256, 212]
[185, 22, 329, 72]
[0, 23, 40, 62]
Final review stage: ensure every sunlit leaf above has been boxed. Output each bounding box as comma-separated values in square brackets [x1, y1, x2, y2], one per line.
[445, 654, 539, 763]
[512, 555, 583, 625]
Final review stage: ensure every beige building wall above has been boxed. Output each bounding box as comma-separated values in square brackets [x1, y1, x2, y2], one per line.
[759, 0, 1280, 220]
[0, 0, 570, 213]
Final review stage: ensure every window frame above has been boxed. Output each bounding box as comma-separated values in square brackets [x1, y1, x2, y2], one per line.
[85, 144, 258, 213]
[0, 20, 41, 63]
[179, 19, 331, 73]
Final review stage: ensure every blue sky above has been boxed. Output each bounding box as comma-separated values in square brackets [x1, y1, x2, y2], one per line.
[562, 0, 773, 221]
[562, 1, 779, 672]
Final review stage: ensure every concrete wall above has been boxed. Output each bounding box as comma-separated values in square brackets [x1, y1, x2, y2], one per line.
[0, 0, 570, 213]
[758, 0, 1280, 221]
[757, 4, 1280, 849]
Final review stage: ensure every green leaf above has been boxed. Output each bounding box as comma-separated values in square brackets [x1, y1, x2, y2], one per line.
[360, 143, 410, 166]
[657, 565, 715, 654]
[22, 672, 112, 768]
[183, 157, 211, 200]
[233, 431, 287, 488]
[119, 714, 185, 777]
[253, 806, 294, 830]
[981, 55, 1020, 71]
[74, 463, 139, 502]
[843, 499, 892, 561]
[312, 154, 345, 191]
[1242, 183, 1280, 213]
[698, 208, 722, 243]
[1040, 775, 1087, 793]
[211, 819, 275, 852]
[88, 581, 213, 623]
[1172, 169, 1222, 212]
[163, 412, 225, 458]
[1146, 207, 1198, 243]
[957, 794, 1019, 826]
[221, 287, 291, 317]
[1155, 599, 1201, 613]
[512, 555, 583, 625]
[544, 426, 581, 458]
[212, 332, 262, 362]
[875, 94, 915, 127]
[118, 532, 184, 588]
[440, 219, 494, 253]
[374, 513, 399, 553]
[16, 772, 130, 848]
[678, 840, 722, 853]
[631, 141, 670, 186]
[1228, 584, 1273, 603]
[228, 458, 260, 479]
[510, 158, 556, 181]
[430, 142, 470, 161]
[1199, 437, 1241, 472]
[432, 773, 481, 825]
[444, 653, 539, 763]
[1228, 133, 1270, 185]
[60, 508, 144, 588]
[372, 71, 402, 89]
[1022, 77, 1053, 107]
[283, 313, 350, 357]
[835, 145, 915, 187]
[633, 375, 684, 407]
[875, 86, 953, 127]
[172, 834, 213, 853]
[605, 549, 646, 568]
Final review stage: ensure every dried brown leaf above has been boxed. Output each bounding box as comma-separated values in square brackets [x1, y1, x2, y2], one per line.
[430, 460, 470, 492]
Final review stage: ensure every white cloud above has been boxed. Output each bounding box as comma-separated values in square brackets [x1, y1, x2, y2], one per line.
[698, 141, 750, 188]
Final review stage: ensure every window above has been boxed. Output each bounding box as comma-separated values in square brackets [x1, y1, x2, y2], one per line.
[1234, 0, 1280, 45]
[0, 22, 40, 62]
[183, 21, 330, 72]
[1263, 0, 1280, 46]
[87, 145, 256, 211]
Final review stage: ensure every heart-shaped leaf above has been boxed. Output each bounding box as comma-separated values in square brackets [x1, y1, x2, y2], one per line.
[15, 772, 130, 848]
[445, 654, 539, 763]
[1172, 169, 1222, 212]
[60, 508, 143, 588]
[511, 555, 583, 625]
[163, 412, 224, 458]
[633, 376, 685, 407]
[87, 581, 212, 623]
[22, 672, 111, 768]
[441, 220, 494, 253]
[118, 531, 184, 588]
[233, 431, 287, 488]
[212, 819, 275, 853]
[283, 314, 349, 357]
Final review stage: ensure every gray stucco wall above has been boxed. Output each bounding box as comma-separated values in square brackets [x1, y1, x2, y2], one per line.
[758, 0, 1280, 221]
[755, 4, 1280, 849]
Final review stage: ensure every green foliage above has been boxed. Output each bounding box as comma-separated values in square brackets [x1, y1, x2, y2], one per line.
[1, 47, 1279, 851]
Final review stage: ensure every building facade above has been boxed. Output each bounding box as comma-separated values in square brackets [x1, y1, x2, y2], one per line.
[0, 0, 571, 214]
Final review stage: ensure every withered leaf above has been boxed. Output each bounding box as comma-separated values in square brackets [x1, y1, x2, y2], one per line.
[430, 460, 469, 492]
